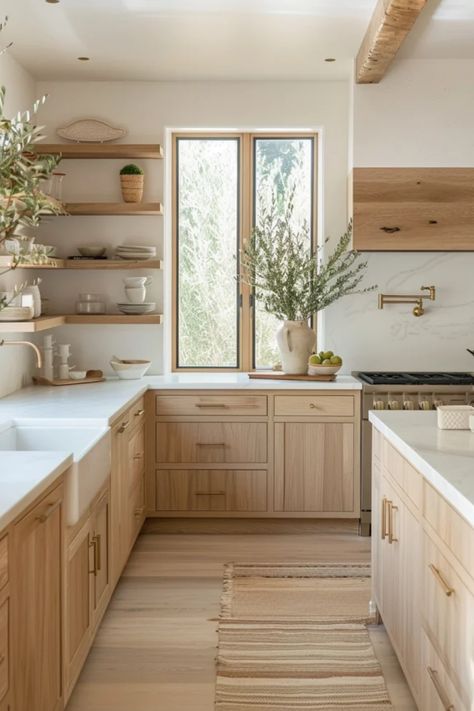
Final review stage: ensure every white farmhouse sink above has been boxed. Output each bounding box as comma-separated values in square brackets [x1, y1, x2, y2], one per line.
[0, 423, 111, 525]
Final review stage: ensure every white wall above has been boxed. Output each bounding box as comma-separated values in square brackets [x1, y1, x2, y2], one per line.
[0, 52, 38, 397]
[35, 80, 349, 375]
[325, 59, 474, 373]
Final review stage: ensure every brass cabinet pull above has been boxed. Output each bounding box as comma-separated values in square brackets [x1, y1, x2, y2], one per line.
[387, 501, 398, 544]
[134, 409, 145, 416]
[427, 667, 455, 710]
[196, 442, 226, 447]
[118, 420, 129, 434]
[36, 499, 61, 523]
[381, 497, 387, 540]
[89, 537, 98, 576]
[195, 491, 226, 496]
[0, 653, 5, 665]
[429, 564, 455, 597]
[196, 403, 228, 409]
[132, 453, 143, 460]
[309, 403, 318, 409]
[95, 533, 102, 572]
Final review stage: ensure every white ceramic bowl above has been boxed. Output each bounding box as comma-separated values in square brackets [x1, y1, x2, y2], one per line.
[110, 359, 151, 380]
[69, 370, 87, 380]
[308, 364, 342, 376]
[78, 245, 107, 258]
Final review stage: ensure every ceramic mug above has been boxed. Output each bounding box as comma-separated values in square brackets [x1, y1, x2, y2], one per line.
[123, 276, 151, 288]
[125, 286, 146, 304]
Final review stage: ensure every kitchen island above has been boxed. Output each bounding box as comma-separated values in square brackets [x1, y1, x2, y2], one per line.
[370, 410, 474, 711]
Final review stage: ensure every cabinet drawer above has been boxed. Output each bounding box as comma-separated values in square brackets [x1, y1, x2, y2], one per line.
[0, 598, 8, 703]
[423, 481, 474, 575]
[155, 469, 268, 512]
[421, 629, 467, 711]
[0, 537, 7, 592]
[155, 394, 267, 416]
[423, 532, 473, 703]
[274, 395, 354, 417]
[156, 422, 267, 464]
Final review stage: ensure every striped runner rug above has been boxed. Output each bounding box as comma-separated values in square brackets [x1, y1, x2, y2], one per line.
[215, 563, 393, 710]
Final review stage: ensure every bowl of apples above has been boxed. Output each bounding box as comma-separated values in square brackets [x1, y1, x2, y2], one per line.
[308, 351, 343, 376]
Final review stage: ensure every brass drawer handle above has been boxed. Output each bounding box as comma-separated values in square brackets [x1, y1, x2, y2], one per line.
[387, 501, 398, 544]
[196, 442, 226, 447]
[89, 537, 98, 576]
[427, 667, 455, 710]
[309, 403, 318, 409]
[429, 564, 455, 597]
[95, 533, 102, 572]
[381, 497, 387, 540]
[118, 420, 129, 433]
[36, 499, 61, 523]
[195, 491, 226, 496]
[134, 409, 145, 416]
[196, 403, 228, 409]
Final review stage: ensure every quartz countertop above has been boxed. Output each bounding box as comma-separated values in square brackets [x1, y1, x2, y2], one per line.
[0, 451, 72, 530]
[369, 410, 474, 525]
[0, 373, 361, 425]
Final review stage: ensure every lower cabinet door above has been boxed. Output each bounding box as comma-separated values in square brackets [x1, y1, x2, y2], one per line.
[421, 630, 467, 711]
[92, 491, 110, 628]
[155, 470, 268, 512]
[0, 598, 9, 704]
[13, 486, 63, 711]
[274, 422, 355, 512]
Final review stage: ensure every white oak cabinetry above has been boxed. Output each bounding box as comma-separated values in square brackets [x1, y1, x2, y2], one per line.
[372, 430, 474, 711]
[148, 390, 361, 518]
[63, 485, 111, 700]
[0, 534, 10, 711]
[11, 482, 64, 711]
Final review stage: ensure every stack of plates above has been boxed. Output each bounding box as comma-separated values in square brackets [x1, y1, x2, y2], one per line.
[116, 245, 157, 261]
[117, 302, 156, 314]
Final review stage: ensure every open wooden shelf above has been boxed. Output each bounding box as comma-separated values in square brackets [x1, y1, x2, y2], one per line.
[35, 144, 163, 159]
[64, 314, 163, 325]
[0, 257, 162, 271]
[64, 202, 163, 216]
[0, 315, 66, 333]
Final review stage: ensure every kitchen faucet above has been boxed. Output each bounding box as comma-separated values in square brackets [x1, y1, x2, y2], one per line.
[0, 339, 42, 368]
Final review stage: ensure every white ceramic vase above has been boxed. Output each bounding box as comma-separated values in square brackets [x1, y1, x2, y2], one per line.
[276, 320, 315, 375]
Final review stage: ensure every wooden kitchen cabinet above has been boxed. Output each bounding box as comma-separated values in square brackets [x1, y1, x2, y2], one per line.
[0, 534, 9, 711]
[64, 486, 110, 700]
[12, 483, 64, 711]
[352, 167, 474, 251]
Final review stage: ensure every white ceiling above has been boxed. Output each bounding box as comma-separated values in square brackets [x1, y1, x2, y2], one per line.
[2, 0, 474, 82]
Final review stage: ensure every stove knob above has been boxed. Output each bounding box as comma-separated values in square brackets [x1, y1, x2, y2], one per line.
[419, 400, 431, 411]
[373, 400, 385, 410]
[403, 400, 415, 410]
[388, 400, 401, 410]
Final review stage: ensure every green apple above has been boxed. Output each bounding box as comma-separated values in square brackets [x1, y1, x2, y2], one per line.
[330, 355, 342, 365]
[322, 350, 334, 360]
[322, 359, 332, 365]
[318, 351, 326, 360]
[308, 354, 322, 365]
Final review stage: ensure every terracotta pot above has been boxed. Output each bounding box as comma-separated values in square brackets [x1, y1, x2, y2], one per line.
[120, 174, 144, 203]
[276, 320, 315, 374]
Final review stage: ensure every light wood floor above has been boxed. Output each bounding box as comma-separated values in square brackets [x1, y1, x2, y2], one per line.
[66, 530, 417, 710]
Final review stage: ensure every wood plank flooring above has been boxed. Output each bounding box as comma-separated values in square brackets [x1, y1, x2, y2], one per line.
[66, 531, 417, 710]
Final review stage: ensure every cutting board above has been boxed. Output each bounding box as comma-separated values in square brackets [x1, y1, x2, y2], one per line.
[33, 375, 105, 386]
[248, 371, 336, 382]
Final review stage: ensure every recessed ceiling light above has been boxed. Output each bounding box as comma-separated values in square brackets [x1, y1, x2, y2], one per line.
[324, 58, 336, 62]
[77, 56, 90, 61]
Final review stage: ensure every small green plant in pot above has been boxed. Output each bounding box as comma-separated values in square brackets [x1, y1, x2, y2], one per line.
[120, 164, 144, 203]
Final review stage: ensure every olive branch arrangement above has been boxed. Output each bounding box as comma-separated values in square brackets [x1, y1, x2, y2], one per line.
[239, 195, 376, 322]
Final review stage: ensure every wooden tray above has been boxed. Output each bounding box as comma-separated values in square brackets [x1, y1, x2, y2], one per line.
[33, 376, 105, 387]
[248, 371, 336, 382]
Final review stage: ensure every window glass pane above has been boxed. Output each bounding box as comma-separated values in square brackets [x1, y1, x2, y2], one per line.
[253, 137, 314, 369]
[176, 138, 239, 368]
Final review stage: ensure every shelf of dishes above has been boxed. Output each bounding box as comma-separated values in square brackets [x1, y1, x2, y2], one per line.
[34, 143, 164, 159]
[0, 257, 163, 270]
[0, 314, 163, 332]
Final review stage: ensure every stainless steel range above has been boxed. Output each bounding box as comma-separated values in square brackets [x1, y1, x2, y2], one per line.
[353, 371, 474, 535]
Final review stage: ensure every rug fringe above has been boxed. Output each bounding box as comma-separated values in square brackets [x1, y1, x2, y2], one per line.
[219, 562, 235, 619]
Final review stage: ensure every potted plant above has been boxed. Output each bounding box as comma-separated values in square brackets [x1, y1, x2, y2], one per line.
[120, 163, 144, 203]
[240, 199, 375, 374]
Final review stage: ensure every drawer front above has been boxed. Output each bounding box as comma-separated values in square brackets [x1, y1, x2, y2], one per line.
[423, 532, 473, 702]
[156, 422, 267, 464]
[156, 394, 267, 417]
[421, 629, 467, 711]
[274, 395, 354, 417]
[128, 426, 145, 490]
[383, 440, 422, 509]
[424, 481, 474, 574]
[0, 537, 7, 592]
[129, 396, 146, 430]
[0, 598, 8, 703]
[155, 470, 268, 512]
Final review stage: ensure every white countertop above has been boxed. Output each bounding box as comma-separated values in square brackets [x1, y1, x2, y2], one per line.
[0, 373, 360, 531]
[369, 411, 474, 525]
[0, 374, 361, 425]
[0, 452, 73, 530]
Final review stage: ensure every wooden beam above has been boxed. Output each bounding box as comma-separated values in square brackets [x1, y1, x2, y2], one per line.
[356, 0, 428, 84]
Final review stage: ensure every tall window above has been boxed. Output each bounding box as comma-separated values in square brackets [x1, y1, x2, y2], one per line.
[172, 132, 317, 371]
